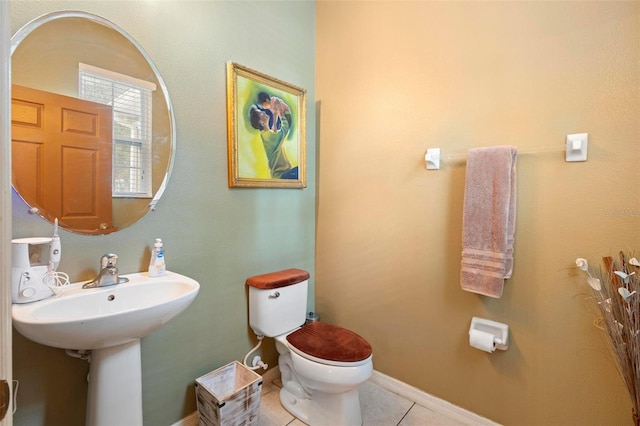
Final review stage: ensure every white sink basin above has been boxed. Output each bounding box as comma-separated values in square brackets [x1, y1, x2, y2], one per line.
[12, 270, 200, 350]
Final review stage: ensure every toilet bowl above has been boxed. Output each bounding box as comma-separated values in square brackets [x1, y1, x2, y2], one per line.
[275, 323, 373, 425]
[246, 268, 373, 425]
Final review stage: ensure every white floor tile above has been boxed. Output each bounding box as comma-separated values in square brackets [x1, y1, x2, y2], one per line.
[258, 375, 465, 426]
[399, 403, 465, 426]
[360, 380, 414, 426]
[262, 382, 279, 396]
[259, 383, 295, 426]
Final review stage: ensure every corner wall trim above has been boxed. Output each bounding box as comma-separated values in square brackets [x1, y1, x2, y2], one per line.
[173, 367, 499, 426]
[172, 412, 198, 426]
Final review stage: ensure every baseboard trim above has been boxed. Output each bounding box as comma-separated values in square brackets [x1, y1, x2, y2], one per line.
[172, 411, 198, 426]
[260, 365, 281, 385]
[173, 367, 499, 426]
[369, 370, 500, 425]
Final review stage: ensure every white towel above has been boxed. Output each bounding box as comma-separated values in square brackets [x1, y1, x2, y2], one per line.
[460, 146, 517, 298]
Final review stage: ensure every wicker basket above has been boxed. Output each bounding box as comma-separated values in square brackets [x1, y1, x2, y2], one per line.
[195, 361, 263, 426]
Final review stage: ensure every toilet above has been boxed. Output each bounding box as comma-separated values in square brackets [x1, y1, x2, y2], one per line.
[247, 268, 373, 426]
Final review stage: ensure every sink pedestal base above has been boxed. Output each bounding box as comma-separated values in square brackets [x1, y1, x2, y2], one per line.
[86, 340, 143, 426]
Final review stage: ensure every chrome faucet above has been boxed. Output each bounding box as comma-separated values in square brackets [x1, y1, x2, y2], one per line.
[83, 253, 130, 289]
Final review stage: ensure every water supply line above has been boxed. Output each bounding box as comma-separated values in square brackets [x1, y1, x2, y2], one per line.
[65, 349, 91, 361]
[243, 335, 268, 371]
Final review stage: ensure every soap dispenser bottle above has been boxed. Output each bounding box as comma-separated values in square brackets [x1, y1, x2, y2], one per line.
[148, 238, 166, 277]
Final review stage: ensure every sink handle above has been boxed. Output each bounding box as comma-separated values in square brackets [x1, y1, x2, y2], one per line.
[101, 253, 118, 269]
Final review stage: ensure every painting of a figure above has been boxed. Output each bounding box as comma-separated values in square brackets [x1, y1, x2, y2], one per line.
[227, 62, 306, 188]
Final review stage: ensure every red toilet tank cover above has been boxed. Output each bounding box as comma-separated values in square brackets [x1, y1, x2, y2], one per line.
[246, 268, 310, 290]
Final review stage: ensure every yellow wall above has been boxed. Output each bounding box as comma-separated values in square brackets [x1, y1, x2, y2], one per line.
[316, 2, 640, 425]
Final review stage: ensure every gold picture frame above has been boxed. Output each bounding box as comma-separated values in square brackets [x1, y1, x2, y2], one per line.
[226, 62, 306, 188]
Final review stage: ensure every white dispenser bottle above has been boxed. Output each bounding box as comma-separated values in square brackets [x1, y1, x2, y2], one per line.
[148, 238, 166, 277]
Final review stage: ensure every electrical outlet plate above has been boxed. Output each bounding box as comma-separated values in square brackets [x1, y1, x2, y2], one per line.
[566, 133, 588, 162]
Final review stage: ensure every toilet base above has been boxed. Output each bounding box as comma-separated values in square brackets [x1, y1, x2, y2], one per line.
[279, 385, 363, 426]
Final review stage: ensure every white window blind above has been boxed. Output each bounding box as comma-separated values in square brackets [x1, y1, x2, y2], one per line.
[78, 63, 156, 198]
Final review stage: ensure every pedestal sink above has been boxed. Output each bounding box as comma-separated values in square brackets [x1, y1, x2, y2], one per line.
[12, 270, 200, 426]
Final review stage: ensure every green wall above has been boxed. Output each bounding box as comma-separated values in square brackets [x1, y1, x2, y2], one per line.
[10, 1, 316, 424]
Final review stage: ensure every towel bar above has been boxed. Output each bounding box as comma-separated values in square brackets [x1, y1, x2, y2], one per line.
[425, 135, 588, 170]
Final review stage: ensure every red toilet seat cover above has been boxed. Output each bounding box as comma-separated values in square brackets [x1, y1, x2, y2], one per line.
[286, 322, 372, 363]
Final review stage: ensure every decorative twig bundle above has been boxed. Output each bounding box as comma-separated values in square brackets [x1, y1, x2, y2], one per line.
[577, 252, 640, 425]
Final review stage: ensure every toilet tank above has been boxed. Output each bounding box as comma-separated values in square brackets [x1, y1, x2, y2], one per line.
[246, 268, 310, 337]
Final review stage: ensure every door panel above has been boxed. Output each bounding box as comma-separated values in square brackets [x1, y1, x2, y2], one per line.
[11, 84, 113, 233]
[10, 140, 43, 207]
[62, 145, 102, 224]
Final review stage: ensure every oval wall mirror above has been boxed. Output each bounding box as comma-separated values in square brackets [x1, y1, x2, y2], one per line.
[11, 11, 175, 235]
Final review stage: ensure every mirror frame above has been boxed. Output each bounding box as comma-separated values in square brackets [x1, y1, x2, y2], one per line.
[11, 10, 176, 234]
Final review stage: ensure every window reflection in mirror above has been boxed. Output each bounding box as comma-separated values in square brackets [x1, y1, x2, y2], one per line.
[79, 63, 156, 198]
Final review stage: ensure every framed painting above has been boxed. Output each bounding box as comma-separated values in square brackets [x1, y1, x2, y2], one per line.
[226, 62, 306, 188]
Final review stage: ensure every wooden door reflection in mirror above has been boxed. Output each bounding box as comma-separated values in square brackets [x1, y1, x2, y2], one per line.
[12, 84, 114, 233]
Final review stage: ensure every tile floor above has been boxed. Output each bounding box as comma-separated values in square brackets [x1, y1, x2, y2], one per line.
[258, 378, 465, 426]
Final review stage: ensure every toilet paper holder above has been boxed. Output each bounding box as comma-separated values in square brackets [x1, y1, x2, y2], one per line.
[469, 317, 509, 351]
